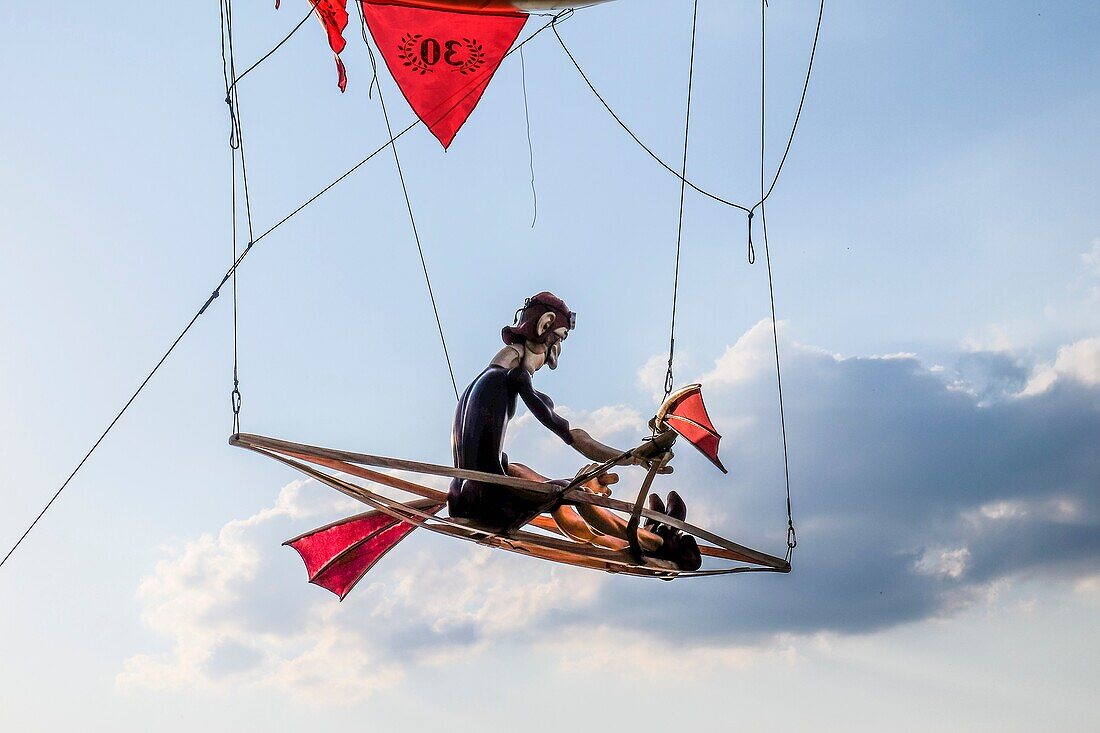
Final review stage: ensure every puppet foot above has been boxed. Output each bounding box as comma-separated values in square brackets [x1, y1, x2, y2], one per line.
[641, 491, 701, 571]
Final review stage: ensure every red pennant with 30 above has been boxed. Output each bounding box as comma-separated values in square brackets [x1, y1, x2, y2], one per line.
[360, 2, 527, 148]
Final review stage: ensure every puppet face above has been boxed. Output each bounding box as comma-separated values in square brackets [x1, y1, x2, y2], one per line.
[528, 312, 570, 372]
[545, 327, 569, 370]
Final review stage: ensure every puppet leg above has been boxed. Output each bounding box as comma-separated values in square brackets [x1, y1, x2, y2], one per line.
[549, 504, 629, 551]
[508, 462, 663, 552]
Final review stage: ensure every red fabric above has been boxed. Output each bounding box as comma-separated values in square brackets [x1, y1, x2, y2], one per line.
[285, 503, 443, 599]
[336, 54, 348, 92]
[664, 387, 727, 473]
[368, 1, 526, 12]
[312, 0, 349, 55]
[360, 2, 527, 148]
[292, 0, 350, 91]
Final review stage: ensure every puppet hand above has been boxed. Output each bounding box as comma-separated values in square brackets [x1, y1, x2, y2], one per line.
[577, 464, 618, 496]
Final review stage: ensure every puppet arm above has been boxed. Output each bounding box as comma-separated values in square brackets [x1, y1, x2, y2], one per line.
[568, 428, 623, 462]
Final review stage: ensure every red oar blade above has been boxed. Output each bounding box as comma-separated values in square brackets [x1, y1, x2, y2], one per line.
[360, 2, 527, 148]
[285, 501, 443, 599]
[658, 385, 727, 474]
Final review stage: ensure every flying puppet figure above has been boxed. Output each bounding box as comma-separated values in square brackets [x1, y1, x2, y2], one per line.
[447, 292, 702, 571]
[233, 293, 789, 599]
[286, 0, 614, 147]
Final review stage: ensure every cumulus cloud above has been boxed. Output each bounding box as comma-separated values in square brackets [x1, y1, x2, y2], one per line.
[1022, 336, 1100, 395]
[697, 319, 789, 387]
[120, 480, 602, 703]
[578, 321, 1100, 641]
[123, 321, 1100, 699]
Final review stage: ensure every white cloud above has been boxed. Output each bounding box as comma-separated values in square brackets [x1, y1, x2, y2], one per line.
[1021, 336, 1100, 395]
[637, 353, 671, 397]
[1074, 574, 1100, 606]
[964, 496, 1084, 527]
[914, 547, 971, 579]
[556, 404, 645, 442]
[545, 627, 802, 676]
[980, 501, 1027, 521]
[698, 319, 783, 388]
[120, 480, 604, 704]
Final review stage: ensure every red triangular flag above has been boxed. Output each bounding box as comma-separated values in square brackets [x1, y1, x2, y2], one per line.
[659, 385, 728, 474]
[360, 2, 527, 148]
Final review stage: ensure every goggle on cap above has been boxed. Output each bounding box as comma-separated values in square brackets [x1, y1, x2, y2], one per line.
[501, 291, 576, 345]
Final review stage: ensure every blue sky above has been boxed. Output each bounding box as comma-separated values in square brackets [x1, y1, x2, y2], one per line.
[1, 1, 1098, 730]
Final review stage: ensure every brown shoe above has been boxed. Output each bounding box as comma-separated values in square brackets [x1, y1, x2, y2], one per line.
[665, 490, 687, 522]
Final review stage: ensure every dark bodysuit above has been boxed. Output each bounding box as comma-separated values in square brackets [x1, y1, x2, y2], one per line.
[448, 364, 573, 532]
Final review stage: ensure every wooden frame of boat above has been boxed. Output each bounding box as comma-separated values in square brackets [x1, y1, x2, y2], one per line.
[230, 433, 791, 579]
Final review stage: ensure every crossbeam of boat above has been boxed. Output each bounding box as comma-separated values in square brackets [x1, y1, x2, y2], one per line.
[230, 432, 790, 572]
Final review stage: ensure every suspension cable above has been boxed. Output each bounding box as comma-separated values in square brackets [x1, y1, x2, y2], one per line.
[520, 46, 538, 228]
[758, 0, 796, 562]
[229, 3, 318, 92]
[751, 0, 825, 216]
[552, 0, 825, 242]
[220, 0, 254, 431]
[355, 2, 459, 401]
[663, 0, 699, 402]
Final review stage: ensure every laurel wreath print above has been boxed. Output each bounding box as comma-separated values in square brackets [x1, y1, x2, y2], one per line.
[453, 38, 485, 75]
[396, 34, 486, 76]
[398, 33, 432, 75]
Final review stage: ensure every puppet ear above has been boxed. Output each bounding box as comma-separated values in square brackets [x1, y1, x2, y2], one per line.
[536, 311, 557, 337]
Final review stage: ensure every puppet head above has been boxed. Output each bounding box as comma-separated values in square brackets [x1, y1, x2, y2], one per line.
[503, 291, 575, 371]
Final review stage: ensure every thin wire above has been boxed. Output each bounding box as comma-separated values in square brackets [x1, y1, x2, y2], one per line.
[663, 0, 699, 402]
[0, 310, 207, 571]
[0, 11, 569, 571]
[230, 141, 242, 434]
[551, 16, 749, 215]
[229, 4, 318, 91]
[757, 1, 764, 263]
[223, 2, 243, 433]
[758, 0, 796, 563]
[552, 0, 825, 225]
[520, 46, 538, 228]
[223, 0, 255, 242]
[355, 4, 459, 401]
[751, 0, 825, 215]
[762, 208, 795, 562]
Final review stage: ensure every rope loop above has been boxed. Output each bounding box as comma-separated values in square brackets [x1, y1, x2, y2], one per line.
[231, 384, 243, 433]
[225, 91, 241, 149]
[747, 211, 756, 264]
[228, 109, 241, 150]
[663, 355, 675, 399]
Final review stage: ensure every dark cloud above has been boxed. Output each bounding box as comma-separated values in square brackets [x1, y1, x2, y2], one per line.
[531, 338, 1100, 642]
